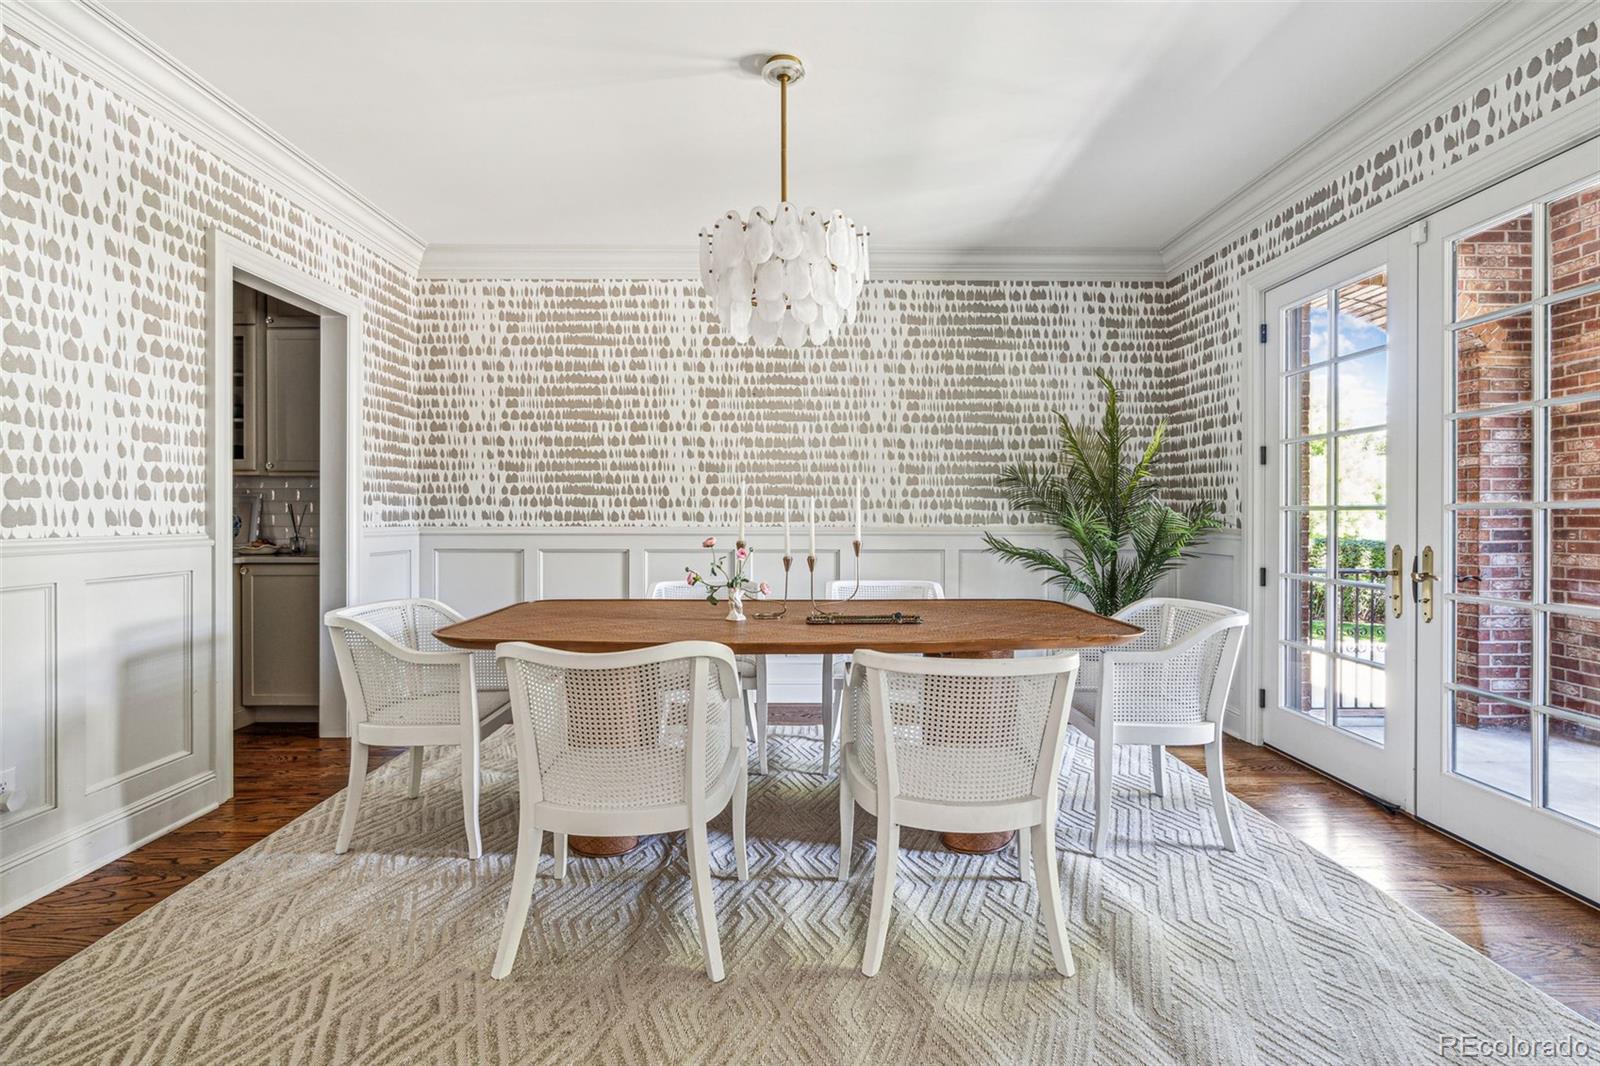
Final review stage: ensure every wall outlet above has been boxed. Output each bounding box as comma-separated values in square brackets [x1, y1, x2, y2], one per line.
[0, 767, 23, 813]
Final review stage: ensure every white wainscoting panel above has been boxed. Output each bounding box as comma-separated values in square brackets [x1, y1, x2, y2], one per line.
[0, 583, 57, 822]
[430, 547, 527, 619]
[82, 571, 194, 794]
[538, 549, 629, 600]
[1174, 530, 1249, 739]
[0, 537, 219, 915]
[359, 529, 419, 602]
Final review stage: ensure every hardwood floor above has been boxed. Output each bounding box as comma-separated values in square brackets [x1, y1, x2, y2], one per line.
[2, 724, 1597, 1023]
[0, 726, 405, 998]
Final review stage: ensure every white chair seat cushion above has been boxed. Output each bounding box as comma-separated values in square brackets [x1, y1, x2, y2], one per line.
[1071, 689, 1099, 718]
[539, 746, 736, 811]
[478, 689, 510, 716]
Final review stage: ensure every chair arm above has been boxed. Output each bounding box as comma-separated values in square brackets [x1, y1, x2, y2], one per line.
[329, 618, 475, 668]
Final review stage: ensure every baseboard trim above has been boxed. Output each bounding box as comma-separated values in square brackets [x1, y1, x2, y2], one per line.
[0, 772, 219, 916]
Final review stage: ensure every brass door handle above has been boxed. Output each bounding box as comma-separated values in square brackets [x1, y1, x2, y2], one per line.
[1387, 544, 1404, 618]
[1411, 547, 1437, 623]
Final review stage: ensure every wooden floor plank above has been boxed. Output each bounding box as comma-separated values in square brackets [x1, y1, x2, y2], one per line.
[1, 725, 1596, 1024]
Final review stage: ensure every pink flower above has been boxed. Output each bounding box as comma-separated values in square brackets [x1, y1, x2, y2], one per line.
[685, 570, 700, 586]
[736, 546, 748, 560]
[702, 536, 717, 548]
[758, 581, 771, 596]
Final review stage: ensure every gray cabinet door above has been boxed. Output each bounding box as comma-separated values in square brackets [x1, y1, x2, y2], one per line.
[262, 327, 320, 473]
[238, 564, 320, 706]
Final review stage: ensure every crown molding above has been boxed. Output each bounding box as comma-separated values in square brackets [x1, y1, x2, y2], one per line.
[417, 244, 1168, 282]
[1159, 0, 1597, 275]
[3, 0, 427, 271]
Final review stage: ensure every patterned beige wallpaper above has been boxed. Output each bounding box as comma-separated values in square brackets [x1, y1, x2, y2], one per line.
[0, 28, 418, 538]
[1162, 14, 1600, 520]
[6, 15, 1596, 538]
[413, 279, 1176, 527]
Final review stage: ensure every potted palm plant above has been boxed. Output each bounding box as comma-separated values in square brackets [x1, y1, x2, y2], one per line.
[984, 370, 1221, 615]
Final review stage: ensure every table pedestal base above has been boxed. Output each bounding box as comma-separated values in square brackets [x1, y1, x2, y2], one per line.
[568, 835, 643, 857]
[941, 830, 1016, 854]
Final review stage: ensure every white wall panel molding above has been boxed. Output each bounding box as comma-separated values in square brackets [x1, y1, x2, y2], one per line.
[1, 0, 426, 271]
[0, 538, 218, 915]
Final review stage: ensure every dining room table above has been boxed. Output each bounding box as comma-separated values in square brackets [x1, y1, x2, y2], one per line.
[434, 597, 1143, 857]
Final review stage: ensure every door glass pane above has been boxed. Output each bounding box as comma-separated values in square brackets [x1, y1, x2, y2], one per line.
[1284, 646, 1329, 719]
[1336, 273, 1387, 353]
[1335, 660, 1386, 742]
[1284, 579, 1326, 646]
[1549, 509, 1600, 607]
[1452, 692, 1532, 800]
[1549, 399, 1600, 501]
[1548, 180, 1600, 295]
[1454, 211, 1534, 320]
[1335, 430, 1386, 505]
[1547, 612, 1600, 718]
[1455, 312, 1533, 410]
[1287, 367, 1329, 437]
[1549, 292, 1600, 399]
[1454, 508, 1534, 601]
[1286, 441, 1328, 506]
[1544, 715, 1600, 828]
[1287, 295, 1329, 367]
[1287, 511, 1327, 576]
[1452, 601, 1533, 702]
[1455, 412, 1533, 503]
[1337, 350, 1388, 429]
[1335, 584, 1386, 665]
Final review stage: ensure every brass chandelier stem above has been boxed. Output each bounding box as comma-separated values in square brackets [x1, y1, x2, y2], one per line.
[779, 72, 789, 203]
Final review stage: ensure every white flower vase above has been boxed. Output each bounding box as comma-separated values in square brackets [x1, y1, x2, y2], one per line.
[725, 589, 746, 623]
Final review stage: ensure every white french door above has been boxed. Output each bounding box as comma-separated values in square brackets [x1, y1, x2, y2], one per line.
[1415, 142, 1600, 900]
[1259, 140, 1600, 898]
[1261, 234, 1418, 808]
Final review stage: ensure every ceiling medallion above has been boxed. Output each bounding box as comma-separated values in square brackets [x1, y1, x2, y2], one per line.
[698, 54, 870, 347]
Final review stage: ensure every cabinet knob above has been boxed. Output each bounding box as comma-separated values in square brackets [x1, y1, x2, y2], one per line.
[265, 461, 275, 470]
[239, 566, 249, 575]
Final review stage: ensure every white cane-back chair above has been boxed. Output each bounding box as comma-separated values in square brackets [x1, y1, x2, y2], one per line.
[652, 580, 769, 771]
[837, 649, 1079, 977]
[816, 579, 945, 775]
[491, 640, 749, 983]
[1070, 598, 1249, 855]
[324, 598, 512, 859]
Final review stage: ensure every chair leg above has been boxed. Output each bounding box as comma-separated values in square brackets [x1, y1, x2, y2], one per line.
[1205, 736, 1237, 852]
[837, 770, 855, 882]
[1150, 744, 1165, 798]
[1092, 733, 1115, 857]
[862, 819, 899, 977]
[742, 690, 756, 748]
[552, 832, 568, 879]
[407, 746, 424, 799]
[334, 739, 367, 855]
[490, 814, 543, 979]
[820, 653, 835, 775]
[733, 760, 750, 882]
[461, 733, 483, 860]
[1031, 821, 1075, 977]
[1016, 822, 1032, 881]
[686, 821, 725, 982]
[755, 659, 770, 775]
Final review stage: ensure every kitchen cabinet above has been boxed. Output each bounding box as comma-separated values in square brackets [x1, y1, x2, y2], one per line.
[231, 288, 319, 474]
[237, 561, 320, 709]
[263, 327, 320, 472]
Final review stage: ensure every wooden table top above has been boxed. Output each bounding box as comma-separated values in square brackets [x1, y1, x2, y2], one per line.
[433, 598, 1143, 656]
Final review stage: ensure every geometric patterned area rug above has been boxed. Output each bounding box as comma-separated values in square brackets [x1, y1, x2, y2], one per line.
[3, 731, 1596, 1066]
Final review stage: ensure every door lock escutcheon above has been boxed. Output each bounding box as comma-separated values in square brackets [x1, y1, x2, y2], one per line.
[1387, 544, 1404, 619]
[1411, 546, 1437, 623]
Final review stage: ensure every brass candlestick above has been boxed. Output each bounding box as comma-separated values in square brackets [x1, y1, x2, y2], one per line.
[749, 553, 791, 620]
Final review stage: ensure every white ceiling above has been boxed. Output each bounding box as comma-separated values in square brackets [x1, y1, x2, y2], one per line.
[106, 0, 1494, 258]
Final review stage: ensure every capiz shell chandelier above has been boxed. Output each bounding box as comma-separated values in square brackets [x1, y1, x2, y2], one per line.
[698, 54, 869, 347]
